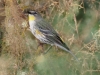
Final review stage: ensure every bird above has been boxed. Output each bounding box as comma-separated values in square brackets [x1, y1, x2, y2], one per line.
[25, 10, 78, 61]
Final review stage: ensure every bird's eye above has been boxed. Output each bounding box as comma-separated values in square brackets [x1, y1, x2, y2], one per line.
[33, 11, 37, 14]
[28, 11, 38, 15]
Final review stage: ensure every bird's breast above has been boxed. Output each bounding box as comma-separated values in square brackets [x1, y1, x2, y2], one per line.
[29, 21, 46, 43]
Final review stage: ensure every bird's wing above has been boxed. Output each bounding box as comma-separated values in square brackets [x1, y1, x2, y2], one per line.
[35, 19, 69, 49]
[36, 19, 57, 36]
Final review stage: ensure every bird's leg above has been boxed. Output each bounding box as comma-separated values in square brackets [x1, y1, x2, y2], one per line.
[37, 42, 44, 49]
[44, 46, 52, 54]
[54, 45, 59, 51]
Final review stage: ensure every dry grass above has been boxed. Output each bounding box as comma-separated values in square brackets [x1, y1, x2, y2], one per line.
[0, 0, 100, 75]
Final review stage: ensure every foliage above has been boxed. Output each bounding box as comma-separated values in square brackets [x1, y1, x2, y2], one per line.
[0, 0, 100, 75]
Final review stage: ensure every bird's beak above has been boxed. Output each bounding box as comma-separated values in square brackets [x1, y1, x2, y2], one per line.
[23, 9, 30, 15]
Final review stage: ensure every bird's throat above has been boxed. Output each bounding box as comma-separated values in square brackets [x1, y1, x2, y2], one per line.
[29, 15, 35, 21]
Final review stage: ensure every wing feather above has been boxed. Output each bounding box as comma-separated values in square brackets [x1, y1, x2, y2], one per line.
[35, 19, 66, 46]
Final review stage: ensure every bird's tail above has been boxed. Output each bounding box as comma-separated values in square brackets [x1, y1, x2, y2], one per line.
[56, 43, 78, 61]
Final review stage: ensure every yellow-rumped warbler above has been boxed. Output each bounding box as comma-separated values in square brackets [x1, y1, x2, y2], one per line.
[25, 10, 78, 61]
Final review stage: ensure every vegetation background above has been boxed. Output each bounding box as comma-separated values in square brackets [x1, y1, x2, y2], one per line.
[0, 0, 100, 75]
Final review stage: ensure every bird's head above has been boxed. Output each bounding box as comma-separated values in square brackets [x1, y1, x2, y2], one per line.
[24, 10, 42, 21]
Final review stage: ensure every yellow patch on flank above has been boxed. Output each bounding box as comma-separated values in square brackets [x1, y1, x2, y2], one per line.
[35, 30, 43, 35]
[29, 15, 35, 21]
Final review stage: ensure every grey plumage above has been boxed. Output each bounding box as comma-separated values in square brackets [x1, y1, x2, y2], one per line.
[26, 10, 78, 61]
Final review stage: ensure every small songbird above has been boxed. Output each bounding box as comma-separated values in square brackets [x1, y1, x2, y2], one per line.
[25, 10, 78, 61]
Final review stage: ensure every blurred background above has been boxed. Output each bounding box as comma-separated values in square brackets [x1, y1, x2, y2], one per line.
[0, 0, 100, 75]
